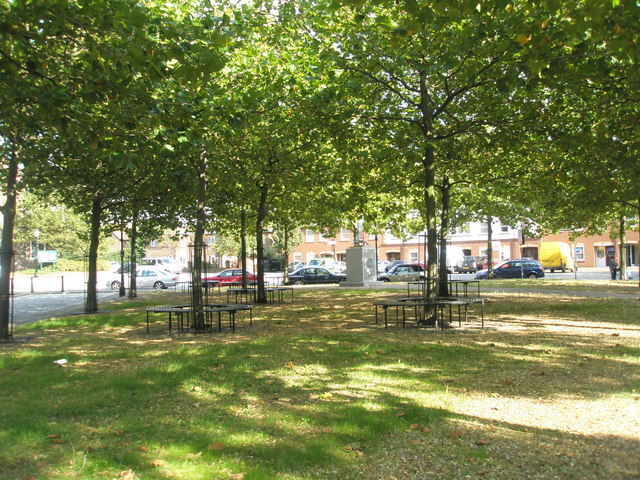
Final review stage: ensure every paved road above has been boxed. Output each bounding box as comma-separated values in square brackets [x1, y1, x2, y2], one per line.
[10, 291, 120, 327]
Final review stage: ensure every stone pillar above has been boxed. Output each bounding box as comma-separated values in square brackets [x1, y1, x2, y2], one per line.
[341, 245, 382, 287]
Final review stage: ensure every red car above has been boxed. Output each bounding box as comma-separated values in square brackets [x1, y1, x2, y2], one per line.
[203, 269, 257, 287]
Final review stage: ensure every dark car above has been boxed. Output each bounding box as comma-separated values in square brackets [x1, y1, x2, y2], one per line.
[378, 263, 426, 282]
[455, 255, 481, 274]
[203, 269, 257, 287]
[284, 267, 346, 285]
[475, 259, 545, 279]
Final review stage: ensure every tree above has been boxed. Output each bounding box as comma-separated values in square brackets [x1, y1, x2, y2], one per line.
[1, 0, 171, 332]
[306, 0, 563, 300]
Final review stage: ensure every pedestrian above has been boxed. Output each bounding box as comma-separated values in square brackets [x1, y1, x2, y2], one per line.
[608, 256, 618, 280]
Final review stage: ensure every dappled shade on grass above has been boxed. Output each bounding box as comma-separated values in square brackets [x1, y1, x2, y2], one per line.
[1, 286, 639, 479]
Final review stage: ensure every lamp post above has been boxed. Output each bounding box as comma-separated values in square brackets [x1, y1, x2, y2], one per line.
[33, 228, 40, 277]
[327, 239, 336, 261]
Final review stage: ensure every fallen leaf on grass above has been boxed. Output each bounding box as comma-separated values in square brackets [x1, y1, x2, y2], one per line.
[502, 379, 513, 385]
[150, 459, 165, 467]
[116, 470, 136, 480]
[409, 439, 422, 445]
[138, 446, 148, 452]
[450, 429, 466, 439]
[229, 474, 245, 480]
[410, 423, 421, 430]
[208, 442, 226, 451]
[475, 439, 490, 446]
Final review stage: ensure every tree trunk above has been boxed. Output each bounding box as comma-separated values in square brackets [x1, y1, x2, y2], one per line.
[255, 183, 269, 304]
[128, 212, 138, 299]
[240, 209, 248, 289]
[191, 148, 207, 329]
[0, 134, 21, 339]
[419, 72, 438, 302]
[282, 223, 289, 285]
[85, 197, 102, 313]
[437, 177, 451, 297]
[486, 216, 494, 277]
[618, 214, 627, 280]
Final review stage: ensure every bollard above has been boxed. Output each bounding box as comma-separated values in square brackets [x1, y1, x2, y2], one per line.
[61, 275, 65, 292]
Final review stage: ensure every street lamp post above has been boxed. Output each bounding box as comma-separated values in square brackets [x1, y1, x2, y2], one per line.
[33, 228, 40, 277]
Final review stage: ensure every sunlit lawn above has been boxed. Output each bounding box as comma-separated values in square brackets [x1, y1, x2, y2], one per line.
[1, 284, 639, 479]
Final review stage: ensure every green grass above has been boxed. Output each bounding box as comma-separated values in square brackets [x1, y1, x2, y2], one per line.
[1, 286, 639, 479]
[476, 277, 638, 295]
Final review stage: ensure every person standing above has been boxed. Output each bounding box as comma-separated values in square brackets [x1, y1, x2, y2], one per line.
[608, 256, 618, 280]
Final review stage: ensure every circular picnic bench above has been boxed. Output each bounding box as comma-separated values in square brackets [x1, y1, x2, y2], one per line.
[146, 303, 253, 333]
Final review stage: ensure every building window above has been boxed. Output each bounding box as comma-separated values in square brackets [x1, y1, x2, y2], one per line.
[207, 235, 216, 246]
[149, 240, 158, 247]
[340, 228, 350, 241]
[574, 245, 585, 262]
[305, 230, 315, 242]
[409, 251, 419, 262]
[501, 225, 509, 233]
[479, 223, 489, 234]
[318, 231, 326, 242]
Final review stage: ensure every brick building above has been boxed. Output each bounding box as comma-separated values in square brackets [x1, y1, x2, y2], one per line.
[290, 221, 639, 269]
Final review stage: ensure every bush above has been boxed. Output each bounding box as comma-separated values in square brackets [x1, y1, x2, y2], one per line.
[43, 258, 112, 272]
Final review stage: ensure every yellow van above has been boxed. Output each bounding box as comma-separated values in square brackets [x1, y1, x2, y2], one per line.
[539, 242, 575, 273]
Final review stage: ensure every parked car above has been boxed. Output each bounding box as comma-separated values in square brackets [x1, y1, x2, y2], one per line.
[384, 260, 410, 272]
[377, 260, 390, 273]
[287, 261, 306, 273]
[140, 257, 183, 275]
[107, 268, 179, 290]
[203, 269, 257, 287]
[378, 263, 426, 282]
[332, 261, 347, 273]
[308, 258, 347, 274]
[284, 267, 346, 285]
[455, 255, 481, 274]
[475, 259, 545, 279]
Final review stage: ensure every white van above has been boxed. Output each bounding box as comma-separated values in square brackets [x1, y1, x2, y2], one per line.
[140, 257, 183, 274]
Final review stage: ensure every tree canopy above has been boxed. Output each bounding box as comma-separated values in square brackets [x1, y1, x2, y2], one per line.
[1, 0, 638, 335]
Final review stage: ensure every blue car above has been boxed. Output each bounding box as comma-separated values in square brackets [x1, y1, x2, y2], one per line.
[475, 259, 545, 279]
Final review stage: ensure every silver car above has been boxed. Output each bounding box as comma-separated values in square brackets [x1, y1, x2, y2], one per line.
[377, 264, 426, 282]
[107, 268, 179, 290]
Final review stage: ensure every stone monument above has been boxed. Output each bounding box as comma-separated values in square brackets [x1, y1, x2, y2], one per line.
[341, 219, 383, 288]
